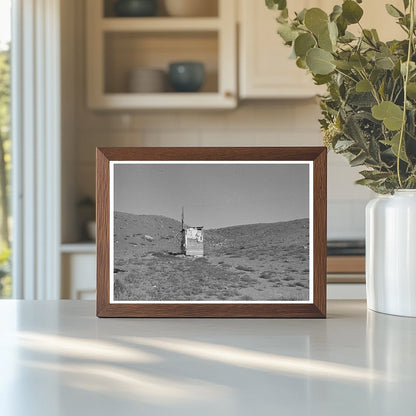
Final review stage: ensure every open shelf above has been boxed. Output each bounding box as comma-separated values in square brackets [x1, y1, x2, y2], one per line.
[103, 0, 219, 18]
[104, 31, 218, 94]
[91, 93, 234, 109]
[61, 243, 96, 254]
[87, 0, 236, 109]
[101, 17, 221, 32]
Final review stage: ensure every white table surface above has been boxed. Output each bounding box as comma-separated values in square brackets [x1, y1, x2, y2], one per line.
[0, 300, 415, 416]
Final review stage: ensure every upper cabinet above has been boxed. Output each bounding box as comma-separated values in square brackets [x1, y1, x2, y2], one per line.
[238, 0, 405, 100]
[86, 0, 237, 109]
[239, 0, 325, 99]
[86, 0, 406, 109]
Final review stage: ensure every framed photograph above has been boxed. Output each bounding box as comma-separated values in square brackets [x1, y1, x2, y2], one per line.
[96, 147, 327, 318]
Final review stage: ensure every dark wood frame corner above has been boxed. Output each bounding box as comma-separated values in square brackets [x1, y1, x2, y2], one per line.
[96, 147, 327, 318]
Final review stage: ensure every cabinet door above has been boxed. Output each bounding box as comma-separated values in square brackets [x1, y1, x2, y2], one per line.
[238, 0, 403, 99]
[62, 253, 96, 300]
[239, 0, 326, 99]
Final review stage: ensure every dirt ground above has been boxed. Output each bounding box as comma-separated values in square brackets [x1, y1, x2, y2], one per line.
[113, 212, 310, 302]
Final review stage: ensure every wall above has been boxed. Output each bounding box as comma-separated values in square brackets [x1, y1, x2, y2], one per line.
[62, 0, 374, 243]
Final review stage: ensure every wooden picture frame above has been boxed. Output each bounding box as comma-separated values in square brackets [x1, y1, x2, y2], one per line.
[96, 147, 327, 318]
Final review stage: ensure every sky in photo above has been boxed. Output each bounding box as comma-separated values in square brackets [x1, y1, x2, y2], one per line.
[114, 163, 310, 229]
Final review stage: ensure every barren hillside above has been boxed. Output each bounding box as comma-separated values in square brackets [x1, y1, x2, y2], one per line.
[113, 212, 310, 302]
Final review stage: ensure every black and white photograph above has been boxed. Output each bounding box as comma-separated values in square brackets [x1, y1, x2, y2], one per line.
[110, 162, 313, 303]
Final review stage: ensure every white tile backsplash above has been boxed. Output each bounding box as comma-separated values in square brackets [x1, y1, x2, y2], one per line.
[328, 199, 369, 240]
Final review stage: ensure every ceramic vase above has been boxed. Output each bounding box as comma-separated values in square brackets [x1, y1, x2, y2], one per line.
[366, 190, 416, 317]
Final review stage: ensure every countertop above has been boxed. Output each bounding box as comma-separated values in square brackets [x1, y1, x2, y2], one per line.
[0, 300, 415, 415]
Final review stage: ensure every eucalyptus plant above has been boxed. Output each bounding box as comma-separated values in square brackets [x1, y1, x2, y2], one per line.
[266, 0, 416, 193]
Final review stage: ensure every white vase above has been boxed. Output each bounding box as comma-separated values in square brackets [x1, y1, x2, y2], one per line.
[366, 190, 416, 317]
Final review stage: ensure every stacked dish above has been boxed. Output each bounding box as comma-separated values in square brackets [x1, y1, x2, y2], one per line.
[128, 68, 167, 93]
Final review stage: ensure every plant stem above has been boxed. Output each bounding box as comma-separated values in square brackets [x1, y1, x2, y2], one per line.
[398, 0, 415, 188]
[334, 68, 358, 84]
[358, 69, 381, 104]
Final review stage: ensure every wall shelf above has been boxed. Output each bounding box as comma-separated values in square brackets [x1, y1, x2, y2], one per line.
[101, 17, 221, 32]
[61, 243, 96, 254]
[86, 0, 236, 110]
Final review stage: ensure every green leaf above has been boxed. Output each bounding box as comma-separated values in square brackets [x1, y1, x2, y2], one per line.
[350, 152, 367, 167]
[356, 79, 372, 92]
[350, 54, 368, 70]
[381, 132, 409, 162]
[294, 33, 316, 58]
[372, 101, 404, 131]
[378, 78, 386, 100]
[360, 170, 392, 181]
[363, 29, 376, 46]
[334, 139, 355, 152]
[277, 23, 298, 43]
[328, 21, 338, 44]
[369, 136, 382, 163]
[349, 92, 377, 107]
[306, 48, 335, 75]
[355, 178, 376, 186]
[385, 4, 404, 18]
[330, 5, 342, 22]
[393, 60, 402, 79]
[342, 0, 364, 24]
[407, 82, 416, 99]
[318, 27, 334, 52]
[276, 15, 287, 24]
[375, 55, 395, 70]
[339, 31, 356, 43]
[296, 8, 307, 23]
[304, 8, 329, 35]
[336, 15, 348, 36]
[344, 114, 368, 148]
[296, 57, 308, 69]
[333, 60, 353, 70]
[401, 61, 416, 76]
[266, 0, 287, 11]
[313, 74, 332, 85]
[371, 29, 380, 42]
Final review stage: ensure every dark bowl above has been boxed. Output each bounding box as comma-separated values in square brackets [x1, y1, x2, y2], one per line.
[168, 62, 205, 93]
[114, 0, 158, 17]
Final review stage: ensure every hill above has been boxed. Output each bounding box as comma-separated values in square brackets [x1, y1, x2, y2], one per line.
[113, 212, 310, 302]
[114, 211, 183, 257]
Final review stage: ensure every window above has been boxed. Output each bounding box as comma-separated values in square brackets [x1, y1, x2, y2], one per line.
[0, 0, 11, 298]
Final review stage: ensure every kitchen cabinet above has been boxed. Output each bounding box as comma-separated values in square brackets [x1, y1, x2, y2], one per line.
[61, 245, 96, 300]
[238, 0, 404, 99]
[86, 0, 237, 109]
[239, 0, 325, 99]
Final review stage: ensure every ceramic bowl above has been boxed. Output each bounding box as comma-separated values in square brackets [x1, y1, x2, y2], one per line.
[168, 62, 205, 92]
[114, 0, 158, 17]
[164, 0, 217, 17]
